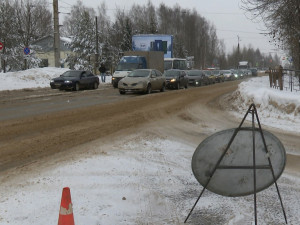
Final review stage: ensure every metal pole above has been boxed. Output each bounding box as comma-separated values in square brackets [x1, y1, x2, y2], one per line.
[53, 0, 60, 67]
[251, 108, 258, 225]
[95, 16, 99, 75]
[253, 105, 288, 224]
[184, 104, 253, 223]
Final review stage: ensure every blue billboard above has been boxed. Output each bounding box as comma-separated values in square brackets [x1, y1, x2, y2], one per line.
[132, 34, 173, 58]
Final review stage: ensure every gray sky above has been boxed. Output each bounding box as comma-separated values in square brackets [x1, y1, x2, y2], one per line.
[58, 0, 281, 56]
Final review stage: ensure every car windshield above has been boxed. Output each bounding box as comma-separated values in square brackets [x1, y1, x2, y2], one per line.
[203, 71, 212, 75]
[212, 70, 220, 75]
[128, 70, 150, 77]
[116, 63, 140, 71]
[222, 70, 231, 74]
[187, 70, 202, 76]
[164, 70, 180, 77]
[164, 61, 173, 70]
[61, 71, 81, 78]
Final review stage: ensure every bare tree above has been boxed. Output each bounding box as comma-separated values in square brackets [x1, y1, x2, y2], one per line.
[241, 0, 300, 68]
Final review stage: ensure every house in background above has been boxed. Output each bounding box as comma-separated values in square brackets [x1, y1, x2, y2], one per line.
[32, 35, 72, 68]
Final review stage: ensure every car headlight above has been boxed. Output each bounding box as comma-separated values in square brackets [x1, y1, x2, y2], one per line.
[50, 79, 54, 83]
[64, 80, 72, 83]
[170, 78, 176, 82]
[234, 74, 238, 78]
[195, 81, 199, 85]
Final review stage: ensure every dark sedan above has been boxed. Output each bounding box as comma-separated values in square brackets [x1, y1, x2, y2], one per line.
[186, 70, 210, 86]
[50, 70, 99, 91]
[164, 69, 188, 89]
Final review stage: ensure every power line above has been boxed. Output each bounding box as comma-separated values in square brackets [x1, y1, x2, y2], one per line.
[199, 11, 243, 15]
[217, 29, 264, 34]
[59, 0, 73, 7]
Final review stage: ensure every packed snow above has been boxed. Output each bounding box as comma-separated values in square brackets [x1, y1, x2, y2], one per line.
[229, 75, 300, 135]
[0, 68, 300, 224]
[0, 67, 112, 91]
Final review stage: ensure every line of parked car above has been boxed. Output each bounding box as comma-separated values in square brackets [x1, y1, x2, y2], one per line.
[49, 68, 255, 93]
[117, 68, 255, 95]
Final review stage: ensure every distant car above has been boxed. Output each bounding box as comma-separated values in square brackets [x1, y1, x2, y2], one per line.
[186, 70, 210, 86]
[250, 68, 258, 76]
[118, 69, 166, 94]
[222, 70, 235, 81]
[164, 69, 188, 89]
[212, 70, 225, 83]
[203, 70, 216, 84]
[232, 69, 244, 79]
[50, 70, 99, 91]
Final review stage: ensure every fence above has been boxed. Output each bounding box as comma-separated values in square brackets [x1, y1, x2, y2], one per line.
[266, 66, 300, 92]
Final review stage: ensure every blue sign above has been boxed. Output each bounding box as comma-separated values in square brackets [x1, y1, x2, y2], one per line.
[24, 47, 30, 55]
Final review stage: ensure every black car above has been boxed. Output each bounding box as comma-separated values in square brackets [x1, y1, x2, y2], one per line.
[164, 69, 188, 89]
[186, 70, 210, 86]
[50, 70, 99, 91]
[250, 68, 258, 76]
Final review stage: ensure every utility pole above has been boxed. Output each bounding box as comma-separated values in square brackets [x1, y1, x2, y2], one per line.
[237, 35, 240, 68]
[237, 35, 240, 54]
[53, 0, 60, 67]
[94, 16, 99, 74]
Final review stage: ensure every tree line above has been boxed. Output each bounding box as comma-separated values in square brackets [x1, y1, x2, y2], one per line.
[0, 0, 280, 72]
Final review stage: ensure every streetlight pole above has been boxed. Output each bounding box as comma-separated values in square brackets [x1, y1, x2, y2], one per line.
[53, 0, 60, 67]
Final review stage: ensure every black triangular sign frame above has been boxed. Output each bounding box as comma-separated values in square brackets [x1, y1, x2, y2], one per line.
[184, 103, 288, 224]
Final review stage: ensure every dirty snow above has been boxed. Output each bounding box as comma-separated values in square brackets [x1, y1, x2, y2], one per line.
[0, 68, 299, 224]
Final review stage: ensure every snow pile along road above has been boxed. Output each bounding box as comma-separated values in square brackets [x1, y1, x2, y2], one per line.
[227, 76, 300, 133]
[0, 67, 111, 91]
[0, 67, 69, 91]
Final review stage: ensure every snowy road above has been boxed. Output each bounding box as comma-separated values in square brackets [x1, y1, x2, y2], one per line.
[0, 68, 300, 224]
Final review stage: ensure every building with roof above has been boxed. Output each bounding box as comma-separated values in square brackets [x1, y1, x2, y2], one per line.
[32, 35, 72, 68]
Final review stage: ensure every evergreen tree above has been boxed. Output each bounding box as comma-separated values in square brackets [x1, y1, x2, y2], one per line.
[64, 2, 96, 70]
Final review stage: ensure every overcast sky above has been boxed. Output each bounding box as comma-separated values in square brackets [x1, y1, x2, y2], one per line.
[58, 0, 282, 56]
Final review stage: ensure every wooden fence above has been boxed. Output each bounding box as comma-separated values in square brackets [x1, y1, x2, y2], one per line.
[266, 66, 284, 90]
[266, 66, 300, 92]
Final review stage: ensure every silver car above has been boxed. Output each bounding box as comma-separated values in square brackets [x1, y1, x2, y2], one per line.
[118, 69, 166, 94]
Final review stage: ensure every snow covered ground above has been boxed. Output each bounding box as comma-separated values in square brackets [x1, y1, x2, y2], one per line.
[228, 75, 300, 135]
[0, 68, 300, 224]
[0, 67, 112, 91]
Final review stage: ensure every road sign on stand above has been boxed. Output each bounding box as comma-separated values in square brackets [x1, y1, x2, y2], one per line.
[24, 47, 30, 55]
[0, 42, 3, 51]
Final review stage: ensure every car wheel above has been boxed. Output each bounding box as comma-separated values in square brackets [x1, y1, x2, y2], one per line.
[74, 82, 80, 91]
[177, 82, 180, 90]
[146, 84, 152, 94]
[93, 82, 99, 89]
[119, 90, 125, 95]
[185, 83, 188, 89]
[160, 83, 166, 92]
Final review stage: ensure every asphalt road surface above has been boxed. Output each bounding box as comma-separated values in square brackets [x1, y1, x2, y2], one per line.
[0, 80, 299, 176]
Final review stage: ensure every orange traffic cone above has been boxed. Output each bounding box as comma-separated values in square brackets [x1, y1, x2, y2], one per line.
[58, 187, 75, 225]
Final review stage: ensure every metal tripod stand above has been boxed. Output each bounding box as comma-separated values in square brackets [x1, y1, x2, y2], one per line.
[184, 103, 288, 224]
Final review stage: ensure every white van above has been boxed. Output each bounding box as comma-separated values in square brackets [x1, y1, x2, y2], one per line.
[164, 58, 187, 70]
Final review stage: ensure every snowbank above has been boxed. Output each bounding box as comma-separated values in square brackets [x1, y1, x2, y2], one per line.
[0, 67, 111, 91]
[229, 76, 300, 133]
